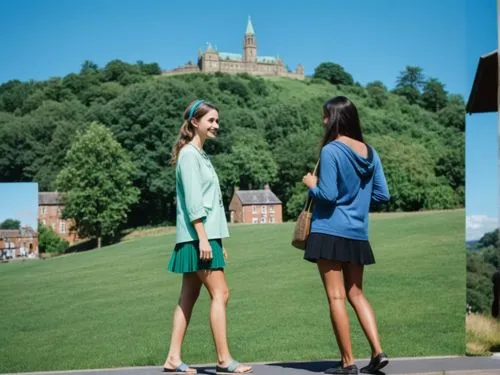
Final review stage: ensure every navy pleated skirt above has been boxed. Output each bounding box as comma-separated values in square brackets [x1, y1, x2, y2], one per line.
[304, 232, 375, 265]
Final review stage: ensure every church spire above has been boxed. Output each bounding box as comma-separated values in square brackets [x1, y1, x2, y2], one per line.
[246, 16, 255, 35]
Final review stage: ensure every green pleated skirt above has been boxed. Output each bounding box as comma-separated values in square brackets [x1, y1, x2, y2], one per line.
[167, 239, 225, 273]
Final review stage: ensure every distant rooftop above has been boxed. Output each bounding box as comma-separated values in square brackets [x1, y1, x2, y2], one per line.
[257, 56, 278, 63]
[39, 192, 62, 205]
[0, 226, 36, 239]
[219, 52, 242, 61]
[235, 189, 281, 205]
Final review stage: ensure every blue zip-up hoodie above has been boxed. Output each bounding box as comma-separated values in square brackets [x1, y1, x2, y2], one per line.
[308, 140, 390, 240]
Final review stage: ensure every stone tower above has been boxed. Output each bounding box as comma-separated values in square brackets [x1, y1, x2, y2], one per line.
[202, 42, 219, 72]
[243, 16, 257, 63]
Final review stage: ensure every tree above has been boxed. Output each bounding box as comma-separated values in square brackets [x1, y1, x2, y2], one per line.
[437, 94, 465, 131]
[313, 62, 354, 86]
[0, 80, 33, 113]
[229, 132, 278, 190]
[366, 81, 389, 108]
[80, 60, 99, 75]
[421, 78, 448, 112]
[435, 139, 465, 191]
[478, 229, 499, 249]
[137, 61, 162, 75]
[0, 114, 32, 182]
[393, 66, 425, 105]
[0, 219, 21, 229]
[395, 66, 425, 91]
[467, 230, 499, 313]
[101, 59, 143, 85]
[56, 122, 140, 248]
[392, 86, 421, 106]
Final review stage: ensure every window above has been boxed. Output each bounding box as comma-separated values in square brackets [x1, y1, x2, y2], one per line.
[59, 220, 66, 234]
[269, 205, 275, 213]
[252, 217, 258, 224]
[261, 205, 267, 214]
[252, 205, 257, 214]
[42, 219, 46, 225]
[41, 207, 46, 215]
[270, 217, 275, 223]
[260, 215, 266, 224]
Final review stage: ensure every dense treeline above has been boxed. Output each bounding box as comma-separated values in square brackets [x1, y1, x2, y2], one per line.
[467, 229, 500, 314]
[0, 60, 465, 227]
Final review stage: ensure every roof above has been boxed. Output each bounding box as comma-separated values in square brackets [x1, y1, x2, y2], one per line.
[246, 16, 255, 35]
[235, 189, 281, 205]
[206, 42, 216, 53]
[0, 226, 37, 239]
[257, 56, 277, 64]
[21, 226, 37, 235]
[219, 52, 242, 61]
[466, 50, 498, 114]
[0, 229, 20, 238]
[39, 192, 63, 205]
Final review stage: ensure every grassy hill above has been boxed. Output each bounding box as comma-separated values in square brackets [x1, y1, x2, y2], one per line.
[0, 68, 465, 225]
[0, 210, 465, 373]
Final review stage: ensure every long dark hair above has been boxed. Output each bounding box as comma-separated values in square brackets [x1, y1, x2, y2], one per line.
[321, 96, 364, 147]
[170, 99, 219, 166]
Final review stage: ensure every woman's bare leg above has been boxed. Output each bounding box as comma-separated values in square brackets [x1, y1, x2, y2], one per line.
[343, 263, 383, 357]
[317, 260, 355, 367]
[197, 269, 252, 373]
[164, 272, 202, 372]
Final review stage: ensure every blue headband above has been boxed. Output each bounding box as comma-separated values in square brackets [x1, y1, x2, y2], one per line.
[188, 99, 204, 120]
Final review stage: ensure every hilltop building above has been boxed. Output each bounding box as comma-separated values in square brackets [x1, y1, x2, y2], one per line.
[162, 17, 304, 80]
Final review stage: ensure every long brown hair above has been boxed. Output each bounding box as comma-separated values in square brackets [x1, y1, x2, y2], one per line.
[170, 99, 219, 166]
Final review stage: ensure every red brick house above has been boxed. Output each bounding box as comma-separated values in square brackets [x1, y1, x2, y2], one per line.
[0, 227, 38, 259]
[38, 192, 80, 244]
[228, 184, 282, 224]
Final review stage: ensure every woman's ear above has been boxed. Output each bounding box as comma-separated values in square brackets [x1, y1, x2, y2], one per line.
[191, 118, 199, 128]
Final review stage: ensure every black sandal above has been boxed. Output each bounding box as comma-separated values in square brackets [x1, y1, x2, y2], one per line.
[360, 352, 389, 373]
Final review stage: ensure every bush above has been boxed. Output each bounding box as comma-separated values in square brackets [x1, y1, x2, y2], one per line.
[38, 223, 69, 254]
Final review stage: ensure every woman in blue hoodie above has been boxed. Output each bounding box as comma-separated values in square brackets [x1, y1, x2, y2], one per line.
[302, 96, 390, 375]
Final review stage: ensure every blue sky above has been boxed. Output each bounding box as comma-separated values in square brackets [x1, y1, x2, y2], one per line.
[465, 0, 498, 240]
[0, 183, 38, 230]
[0, 0, 467, 92]
[0, 0, 496, 239]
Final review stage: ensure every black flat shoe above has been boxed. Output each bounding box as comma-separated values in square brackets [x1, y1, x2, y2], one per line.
[360, 352, 389, 374]
[325, 364, 359, 374]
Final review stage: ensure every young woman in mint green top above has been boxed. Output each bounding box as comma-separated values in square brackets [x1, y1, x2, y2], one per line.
[162, 100, 252, 375]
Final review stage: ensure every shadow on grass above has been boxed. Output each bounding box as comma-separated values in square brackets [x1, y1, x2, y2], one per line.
[61, 224, 174, 254]
[64, 238, 97, 253]
[62, 231, 128, 254]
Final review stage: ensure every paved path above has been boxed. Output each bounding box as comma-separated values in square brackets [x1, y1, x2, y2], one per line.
[3, 355, 500, 375]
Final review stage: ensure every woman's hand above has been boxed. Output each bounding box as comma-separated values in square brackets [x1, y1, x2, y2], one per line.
[302, 172, 318, 189]
[199, 239, 213, 261]
[223, 247, 228, 260]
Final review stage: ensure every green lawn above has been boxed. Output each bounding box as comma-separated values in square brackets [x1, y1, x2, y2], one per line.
[0, 210, 465, 373]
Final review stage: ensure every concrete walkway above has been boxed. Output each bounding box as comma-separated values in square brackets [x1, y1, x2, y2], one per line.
[3, 355, 500, 375]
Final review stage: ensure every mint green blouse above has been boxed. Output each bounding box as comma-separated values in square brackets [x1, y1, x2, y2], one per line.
[175, 143, 230, 244]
